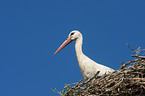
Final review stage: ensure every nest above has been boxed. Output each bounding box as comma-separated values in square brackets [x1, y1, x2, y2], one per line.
[52, 45, 145, 95]
[64, 57, 145, 96]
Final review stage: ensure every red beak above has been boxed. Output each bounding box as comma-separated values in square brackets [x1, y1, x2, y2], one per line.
[54, 37, 72, 55]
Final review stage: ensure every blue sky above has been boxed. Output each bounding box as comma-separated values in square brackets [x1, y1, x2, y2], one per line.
[0, 0, 145, 96]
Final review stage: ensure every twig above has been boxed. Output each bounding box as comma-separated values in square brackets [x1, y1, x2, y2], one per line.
[120, 59, 141, 69]
[127, 78, 145, 81]
[131, 55, 145, 59]
[67, 80, 82, 86]
[140, 85, 145, 89]
[126, 43, 138, 55]
[74, 79, 82, 87]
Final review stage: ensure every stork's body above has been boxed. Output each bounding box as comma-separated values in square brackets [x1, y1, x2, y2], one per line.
[54, 30, 115, 81]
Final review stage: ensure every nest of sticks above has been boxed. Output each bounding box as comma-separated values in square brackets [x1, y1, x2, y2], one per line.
[62, 45, 145, 96]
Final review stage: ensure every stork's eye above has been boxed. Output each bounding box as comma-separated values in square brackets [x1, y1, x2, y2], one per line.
[70, 32, 75, 36]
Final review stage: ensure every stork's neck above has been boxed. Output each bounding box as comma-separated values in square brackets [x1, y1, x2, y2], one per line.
[75, 37, 84, 60]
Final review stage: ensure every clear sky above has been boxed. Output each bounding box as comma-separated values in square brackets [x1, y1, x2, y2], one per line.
[0, 0, 145, 96]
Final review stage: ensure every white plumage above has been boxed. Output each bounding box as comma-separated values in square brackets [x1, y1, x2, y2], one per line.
[54, 30, 115, 81]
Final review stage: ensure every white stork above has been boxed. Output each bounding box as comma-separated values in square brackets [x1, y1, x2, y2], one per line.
[54, 30, 115, 81]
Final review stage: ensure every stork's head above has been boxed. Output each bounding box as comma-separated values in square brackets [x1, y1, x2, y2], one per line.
[68, 30, 82, 41]
[54, 30, 82, 55]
